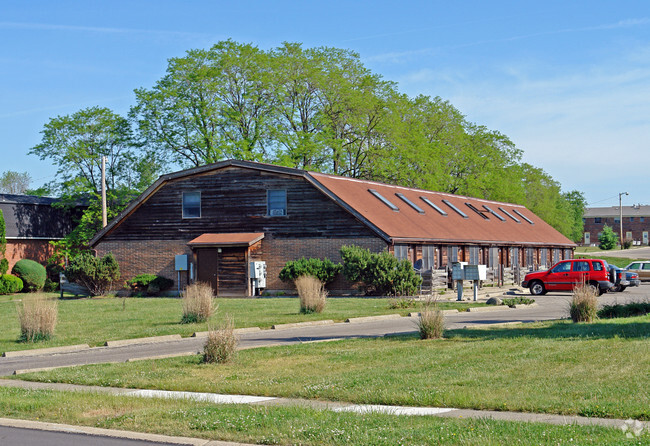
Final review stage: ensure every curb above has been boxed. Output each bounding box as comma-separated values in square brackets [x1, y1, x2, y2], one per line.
[2, 344, 90, 358]
[462, 321, 524, 329]
[105, 334, 182, 347]
[467, 306, 511, 312]
[126, 351, 200, 362]
[408, 309, 459, 317]
[346, 314, 402, 323]
[272, 320, 334, 330]
[0, 417, 253, 445]
[192, 327, 261, 337]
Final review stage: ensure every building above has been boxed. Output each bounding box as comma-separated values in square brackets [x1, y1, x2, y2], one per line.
[0, 194, 78, 272]
[583, 205, 650, 246]
[90, 160, 576, 295]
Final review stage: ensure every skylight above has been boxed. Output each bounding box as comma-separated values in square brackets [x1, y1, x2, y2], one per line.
[512, 209, 534, 224]
[442, 199, 468, 218]
[420, 197, 447, 216]
[465, 203, 489, 220]
[368, 189, 399, 211]
[396, 193, 424, 214]
[483, 205, 506, 222]
[498, 207, 520, 223]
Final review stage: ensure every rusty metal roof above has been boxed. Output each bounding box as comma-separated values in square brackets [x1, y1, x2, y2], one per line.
[187, 232, 264, 247]
[308, 172, 575, 247]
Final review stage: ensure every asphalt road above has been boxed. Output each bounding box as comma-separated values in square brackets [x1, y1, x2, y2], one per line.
[0, 425, 180, 446]
[1, 285, 647, 377]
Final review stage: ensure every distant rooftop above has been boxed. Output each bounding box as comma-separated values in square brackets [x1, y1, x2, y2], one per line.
[585, 205, 650, 218]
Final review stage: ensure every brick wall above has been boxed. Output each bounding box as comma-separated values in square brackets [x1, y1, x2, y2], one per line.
[583, 217, 650, 245]
[5, 239, 55, 272]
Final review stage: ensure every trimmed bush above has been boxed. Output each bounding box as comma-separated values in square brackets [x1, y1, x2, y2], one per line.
[279, 257, 342, 284]
[295, 275, 327, 314]
[127, 274, 174, 296]
[0, 274, 23, 294]
[203, 315, 238, 364]
[340, 245, 422, 296]
[12, 259, 46, 292]
[65, 252, 120, 296]
[182, 282, 216, 323]
[570, 283, 598, 323]
[17, 294, 58, 342]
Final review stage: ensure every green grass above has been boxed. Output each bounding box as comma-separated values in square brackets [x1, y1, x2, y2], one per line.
[0, 295, 480, 354]
[573, 254, 645, 268]
[0, 387, 644, 445]
[18, 315, 650, 420]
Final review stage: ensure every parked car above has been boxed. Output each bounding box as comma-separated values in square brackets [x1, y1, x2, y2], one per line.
[522, 259, 613, 296]
[623, 261, 650, 282]
[607, 264, 640, 292]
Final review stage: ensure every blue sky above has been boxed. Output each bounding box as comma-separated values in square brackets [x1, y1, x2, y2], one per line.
[1, 1, 649, 207]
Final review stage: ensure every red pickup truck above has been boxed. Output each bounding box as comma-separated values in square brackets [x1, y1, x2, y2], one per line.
[522, 259, 613, 296]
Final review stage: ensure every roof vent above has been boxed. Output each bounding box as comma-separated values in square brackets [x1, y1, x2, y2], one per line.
[465, 203, 489, 220]
[420, 197, 447, 216]
[483, 205, 506, 222]
[498, 207, 520, 223]
[442, 199, 468, 218]
[512, 209, 534, 224]
[396, 193, 425, 214]
[368, 189, 399, 212]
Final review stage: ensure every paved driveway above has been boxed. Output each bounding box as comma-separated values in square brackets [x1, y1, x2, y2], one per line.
[584, 246, 650, 259]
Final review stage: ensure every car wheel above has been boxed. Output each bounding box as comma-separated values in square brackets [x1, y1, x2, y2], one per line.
[530, 281, 546, 296]
[613, 284, 623, 292]
[587, 283, 602, 296]
[619, 286, 627, 292]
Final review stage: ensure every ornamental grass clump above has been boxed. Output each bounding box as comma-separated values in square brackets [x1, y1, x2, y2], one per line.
[295, 275, 327, 314]
[181, 282, 216, 323]
[418, 297, 444, 339]
[203, 315, 238, 364]
[570, 283, 598, 323]
[17, 294, 58, 342]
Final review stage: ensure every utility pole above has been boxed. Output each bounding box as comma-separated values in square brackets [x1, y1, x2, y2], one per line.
[619, 191, 628, 249]
[101, 156, 107, 228]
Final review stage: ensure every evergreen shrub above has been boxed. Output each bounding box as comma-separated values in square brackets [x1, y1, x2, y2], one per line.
[279, 257, 342, 284]
[65, 252, 120, 296]
[0, 274, 23, 294]
[12, 259, 46, 292]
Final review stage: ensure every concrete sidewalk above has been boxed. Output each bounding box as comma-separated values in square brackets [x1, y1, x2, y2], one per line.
[1, 379, 647, 432]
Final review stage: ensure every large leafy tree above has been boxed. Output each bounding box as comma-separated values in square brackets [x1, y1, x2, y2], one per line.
[0, 171, 31, 194]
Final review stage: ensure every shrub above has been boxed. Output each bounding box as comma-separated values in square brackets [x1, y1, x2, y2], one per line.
[182, 282, 216, 323]
[127, 274, 174, 296]
[388, 297, 416, 309]
[418, 297, 444, 339]
[203, 315, 238, 364]
[12, 259, 46, 292]
[279, 257, 342, 284]
[17, 294, 58, 342]
[45, 262, 64, 283]
[598, 302, 650, 319]
[340, 245, 422, 296]
[501, 297, 535, 307]
[43, 278, 58, 292]
[295, 275, 327, 314]
[569, 283, 598, 323]
[622, 240, 633, 250]
[598, 225, 618, 250]
[0, 274, 23, 294]
[0, 209, 6, 275]
[65, 252, 120, 296]
[0, 258, 7, 276]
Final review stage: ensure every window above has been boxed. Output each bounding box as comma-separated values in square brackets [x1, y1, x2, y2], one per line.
[488, 247, 499, 267]
[630, 217, 635, 222]
[513, 209, 534, 224]
[483, 205, 506, 221]
[420, 197, 447, 216]
[626, 231, 633, 241]
[469, 246, 480, 264]
[641, 217, 645, 223]
[551, 262, 571, 273]
[182, 191, 201, 218]
[540, 248, 548, 266]
[394, 244, 408, 261]
[499, 207, 521, 223]
[465, 203, 489, 220]
[369, 189, 399, 211]
[594, 217, 602, 224]
[553, 249, 560, 264]
[628, 263, 641, 269]
[422, 245, 436, 269]
[592, 261, 604, 271]
[526, 248, 535, 266]
[643, 263, 650, 270]
[267, 190, 287, 216]
[614, 217, 620, 224]
[447, 246, 459, 264]
[573, 261, 590, 272]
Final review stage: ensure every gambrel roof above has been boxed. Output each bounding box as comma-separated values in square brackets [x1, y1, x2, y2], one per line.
[90, 160, 576, 248]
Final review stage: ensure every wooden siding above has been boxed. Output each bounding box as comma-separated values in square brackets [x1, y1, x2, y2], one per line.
[103, 167, 378, 242]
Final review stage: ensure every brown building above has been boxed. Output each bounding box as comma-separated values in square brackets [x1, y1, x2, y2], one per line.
[0, 194, 78, 272]
[583, 205, 650, 246]
[90, 160, 576, 295]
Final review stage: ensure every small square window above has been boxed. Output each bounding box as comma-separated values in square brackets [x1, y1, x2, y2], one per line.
[182, 191, 201, 218]
[594, 217, 602, 224]
[267, 190, 287, 216]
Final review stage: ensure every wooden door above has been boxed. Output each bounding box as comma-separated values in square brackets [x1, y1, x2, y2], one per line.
[196, 247, 248, 296]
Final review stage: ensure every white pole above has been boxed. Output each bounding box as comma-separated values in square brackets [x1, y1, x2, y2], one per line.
[101, 156, 107, 228]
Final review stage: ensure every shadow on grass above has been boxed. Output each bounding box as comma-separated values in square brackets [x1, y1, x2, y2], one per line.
[446, 317, 650, 340]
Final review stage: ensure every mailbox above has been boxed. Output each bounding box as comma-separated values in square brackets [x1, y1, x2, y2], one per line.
[463, 264, 486, 281]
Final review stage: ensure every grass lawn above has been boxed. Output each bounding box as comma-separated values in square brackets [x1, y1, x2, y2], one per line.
[0, 295, 479, 354]
[17, 315, 650, 420]
[573, 254, 645, 268]
[0, 387, 643, 445]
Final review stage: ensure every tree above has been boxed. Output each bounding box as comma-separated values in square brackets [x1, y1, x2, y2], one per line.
[0, 171, 31, 194]
[0, 209, 7, 275]
[598, 225, 618, 250]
